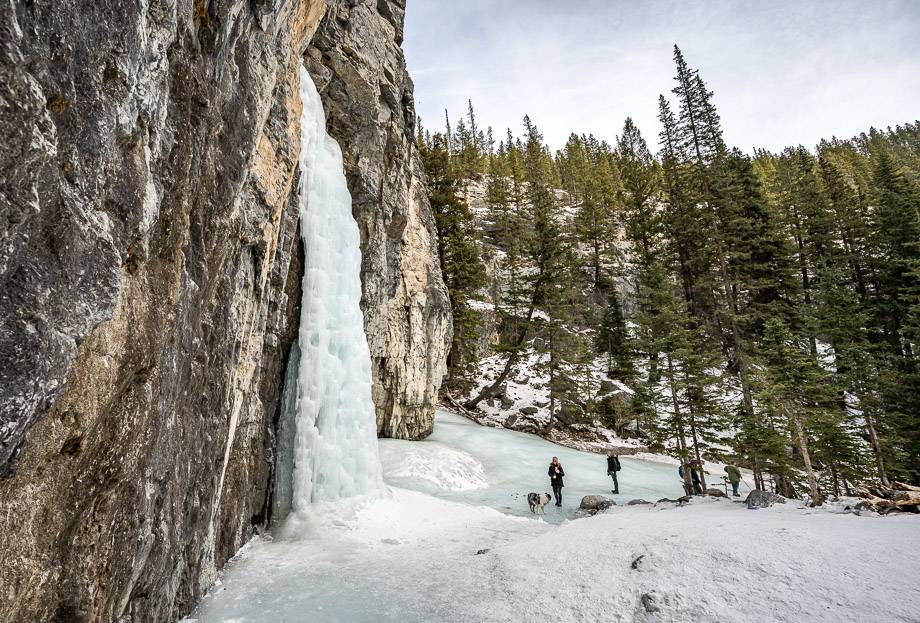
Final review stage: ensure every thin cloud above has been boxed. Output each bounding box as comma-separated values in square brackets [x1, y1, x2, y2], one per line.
[404, 0, 920, 152]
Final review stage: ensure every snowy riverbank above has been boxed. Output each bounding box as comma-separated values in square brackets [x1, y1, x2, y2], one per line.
[186, 413, 920, 622]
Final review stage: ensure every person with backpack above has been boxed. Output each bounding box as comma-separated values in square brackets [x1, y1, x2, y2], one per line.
[724, 463, 742, 497]
[606, 451, 621, 494]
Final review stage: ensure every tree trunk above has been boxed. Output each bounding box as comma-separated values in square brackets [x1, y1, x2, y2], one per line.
[865, 411, 889, 487]
[790, 412, 822, 506]
[667, 353, 694, 495]
[593, 237, 601, 288]
[687, 399, 707, 489]
[544, 335, 557, 435]
[830, 461, 841, 498]
[790, 204, 818, 356]
[752, 456, 764, 492]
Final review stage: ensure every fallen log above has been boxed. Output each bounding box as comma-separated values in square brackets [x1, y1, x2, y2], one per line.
[856, 484, 920, 515]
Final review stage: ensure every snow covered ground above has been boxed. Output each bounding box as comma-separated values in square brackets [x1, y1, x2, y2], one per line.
[186, 412, 920, 623]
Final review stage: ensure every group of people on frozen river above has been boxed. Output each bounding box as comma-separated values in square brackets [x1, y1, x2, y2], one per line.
[545, 452, 744, 507]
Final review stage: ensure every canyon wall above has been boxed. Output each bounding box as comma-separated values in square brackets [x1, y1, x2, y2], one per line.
[0, 0, 448, 620]
[308, 0, 451, 439]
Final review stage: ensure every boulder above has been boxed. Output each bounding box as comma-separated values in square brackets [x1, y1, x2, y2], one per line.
[628, 499, 652, 506]
[745, 490, 787, 509]
[580, 495, 615, 511]
[500, 397, 514, 410]
[705, 488, 727, 498]
[520, 406, 539, 415]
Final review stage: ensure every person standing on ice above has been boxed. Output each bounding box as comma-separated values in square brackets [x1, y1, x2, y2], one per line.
[548, 457, 565, 506]
[724, 464, 742, 497]
[606, 451, 621, 494]
[678, 463, 703, 495]
[690, 462, 704, 494]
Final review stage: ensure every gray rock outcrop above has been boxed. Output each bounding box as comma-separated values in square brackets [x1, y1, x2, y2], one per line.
[578, 495, 617, 515]
[580, 494, 616, 511]
[0, 0, 449, 620]
[306, 0, 451, 439]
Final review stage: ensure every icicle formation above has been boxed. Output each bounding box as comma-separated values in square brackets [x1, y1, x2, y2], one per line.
[291, 65, 384, 507]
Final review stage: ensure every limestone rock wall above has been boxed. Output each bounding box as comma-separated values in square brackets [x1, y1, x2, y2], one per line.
[0, 0, 313, 620]
[308, 0, 452, 439]
[0, 0, 449, 619]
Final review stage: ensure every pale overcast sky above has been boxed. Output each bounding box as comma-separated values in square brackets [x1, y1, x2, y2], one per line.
[403, 0, 920, 153]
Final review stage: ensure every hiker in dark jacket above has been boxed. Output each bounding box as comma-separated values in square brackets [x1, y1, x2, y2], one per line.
[606, 451, 621, 494]
[690, 462, 703, 494]
[548, 456, 565, 506]
[724, 464, 742, 497]
[679, 463, 704, 495]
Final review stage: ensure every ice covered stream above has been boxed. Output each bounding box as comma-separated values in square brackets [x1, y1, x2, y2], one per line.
[379, 411, 685, 523]
[186, 410, 690, 622]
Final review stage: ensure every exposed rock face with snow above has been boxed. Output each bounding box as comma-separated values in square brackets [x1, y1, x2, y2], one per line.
[0, 0, 448, 620]
[307, 0, 451, 440]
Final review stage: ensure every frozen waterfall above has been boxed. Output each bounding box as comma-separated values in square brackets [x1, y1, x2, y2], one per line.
[282, 65, 385, 513]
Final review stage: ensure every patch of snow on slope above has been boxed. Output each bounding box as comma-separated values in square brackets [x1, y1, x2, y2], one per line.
[468, 348, 642, 446]
[379, 442, 488, 491]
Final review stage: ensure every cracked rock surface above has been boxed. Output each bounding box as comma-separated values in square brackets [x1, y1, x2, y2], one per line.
[0, 0, 449, 620]
[308, 0, 451, 440]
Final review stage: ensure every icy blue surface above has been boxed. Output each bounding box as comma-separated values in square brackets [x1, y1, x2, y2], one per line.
[272, 340, 300, 520]
[380, 410, 683, 523]
[287, 65, 384, 510]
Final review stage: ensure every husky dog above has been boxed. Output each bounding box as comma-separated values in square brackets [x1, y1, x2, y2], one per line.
[527, 492, 552, 514]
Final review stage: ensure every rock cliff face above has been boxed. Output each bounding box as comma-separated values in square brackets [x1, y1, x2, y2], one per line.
[307, 1, 451, 439]
[0, 0, 449, 620]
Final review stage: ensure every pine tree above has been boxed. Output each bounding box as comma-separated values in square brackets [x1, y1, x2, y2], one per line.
[632, 260, 719, 494]
[562, 134, 619, 289]
[755, 318, 837, 504]
[617, 117, 661, 269]
[435, 51, 920, 490]
[597, 289, 633, 381]
[871, 152, 920, 482]
[420, 132, 487, 392]
[535, 244, 594, 433]
[466, 116, 568, 410]
[812, 268, 883, 490]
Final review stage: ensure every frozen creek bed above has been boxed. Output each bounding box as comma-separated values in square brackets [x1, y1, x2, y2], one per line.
[186, 412, 920, 622]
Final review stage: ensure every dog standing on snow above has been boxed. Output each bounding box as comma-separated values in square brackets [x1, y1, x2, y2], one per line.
[527, 492, 552, 514]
